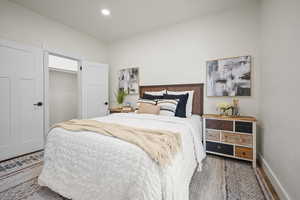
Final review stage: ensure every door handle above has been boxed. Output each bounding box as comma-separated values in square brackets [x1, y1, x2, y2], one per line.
[33, 102, 43, 106]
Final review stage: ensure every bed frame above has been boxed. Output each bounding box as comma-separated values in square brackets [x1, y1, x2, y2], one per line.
[139, 83, 204, 116]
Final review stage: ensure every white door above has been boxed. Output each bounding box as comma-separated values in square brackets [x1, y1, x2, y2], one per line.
[81, 61, 108, 118]
[0, 40, 44, 161]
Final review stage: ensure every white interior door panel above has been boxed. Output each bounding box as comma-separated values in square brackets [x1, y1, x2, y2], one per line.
[81, 61, 108, 119]
[0, 40, 44, 161]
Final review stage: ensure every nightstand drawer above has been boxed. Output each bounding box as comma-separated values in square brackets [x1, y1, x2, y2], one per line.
[235, 121, 253, 133]
[206, 119, 233, 131]
[235, 146, 253, 160]
[221, 132, 252, 146]
[206, 141, 234, 156]
[206, 130, 220, 141]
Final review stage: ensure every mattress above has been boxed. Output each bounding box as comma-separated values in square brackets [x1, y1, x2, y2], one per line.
[38, 113, 206, 200]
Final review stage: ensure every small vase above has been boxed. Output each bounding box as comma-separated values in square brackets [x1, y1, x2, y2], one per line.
[220, 109, 230, 116]
[220, 110, 226, 116]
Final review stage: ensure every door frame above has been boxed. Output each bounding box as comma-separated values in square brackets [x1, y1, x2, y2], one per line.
[43, 49, 82, 137]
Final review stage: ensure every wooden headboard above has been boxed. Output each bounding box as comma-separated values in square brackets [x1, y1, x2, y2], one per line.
[139, 83, 204, 116]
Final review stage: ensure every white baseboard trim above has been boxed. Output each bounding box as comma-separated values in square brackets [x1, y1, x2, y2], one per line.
[258, 154, 291, 200]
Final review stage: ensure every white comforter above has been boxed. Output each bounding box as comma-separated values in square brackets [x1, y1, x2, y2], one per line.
[38, 113, 206, 200]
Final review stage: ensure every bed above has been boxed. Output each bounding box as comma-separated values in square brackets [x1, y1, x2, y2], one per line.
[38, 83, 206, 200]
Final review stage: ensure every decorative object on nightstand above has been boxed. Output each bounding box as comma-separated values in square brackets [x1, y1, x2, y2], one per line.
[216, 99, 240, 116]
[202, 114, 257, 169]
[115, 89, 128, 107]
[216, 102, 233, 116]
[232, 98, 240, 116]
[109, 106, 135, 114]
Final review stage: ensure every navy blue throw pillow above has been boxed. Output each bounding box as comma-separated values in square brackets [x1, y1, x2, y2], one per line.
[142, 93, 164, 100]
[163, 93, 189, 118]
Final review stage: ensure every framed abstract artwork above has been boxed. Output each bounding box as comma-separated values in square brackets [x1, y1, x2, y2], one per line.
[206, 56, 251, 97]
[118, 67, 139, 95]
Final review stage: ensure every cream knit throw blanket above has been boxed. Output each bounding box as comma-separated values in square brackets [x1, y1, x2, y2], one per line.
[51, 119, 181, 166]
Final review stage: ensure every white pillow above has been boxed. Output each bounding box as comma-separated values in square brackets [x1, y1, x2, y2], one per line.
[167, 90, 194, 117]
[157, 99, 178, 116]
[144, 89, 166, 96]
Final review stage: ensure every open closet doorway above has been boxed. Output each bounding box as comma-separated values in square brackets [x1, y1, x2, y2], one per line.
[44, 52, 109, 134]
[47, 53, 80, 127]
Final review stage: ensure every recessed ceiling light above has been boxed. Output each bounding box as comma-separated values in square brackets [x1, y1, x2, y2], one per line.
[101, 9, 111, 16]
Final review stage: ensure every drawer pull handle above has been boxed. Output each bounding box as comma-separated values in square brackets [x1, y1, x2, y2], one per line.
[242, 152, 246, 155]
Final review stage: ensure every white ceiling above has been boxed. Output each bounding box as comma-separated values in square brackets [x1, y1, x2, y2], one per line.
[11, 0, 252, 43]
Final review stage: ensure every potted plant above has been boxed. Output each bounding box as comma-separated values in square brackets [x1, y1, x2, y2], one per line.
[115, 89, 128, 108]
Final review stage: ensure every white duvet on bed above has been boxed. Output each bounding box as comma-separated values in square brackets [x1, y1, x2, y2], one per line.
[38, 113, 206, 200]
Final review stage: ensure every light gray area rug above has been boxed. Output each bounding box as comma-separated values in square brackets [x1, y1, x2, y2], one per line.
[0, 153, 265, 200]
[0, 152, 44, 194]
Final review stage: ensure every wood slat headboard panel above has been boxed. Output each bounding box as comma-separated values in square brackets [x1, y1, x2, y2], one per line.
[139, 83, 204, 116]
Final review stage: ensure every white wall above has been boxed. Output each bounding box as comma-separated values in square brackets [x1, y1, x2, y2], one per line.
[108, 1, 260, 116]
[0, 0, 107, 63]
[260, 0, 300, 199]
[49, 70, 78, 126]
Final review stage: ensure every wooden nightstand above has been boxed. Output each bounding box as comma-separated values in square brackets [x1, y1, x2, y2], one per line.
[202, 114, 257, 168]
[109, 107, 135, 114]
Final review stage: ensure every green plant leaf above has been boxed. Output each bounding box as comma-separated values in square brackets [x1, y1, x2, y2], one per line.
[115, 89, 128, 104]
